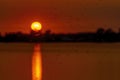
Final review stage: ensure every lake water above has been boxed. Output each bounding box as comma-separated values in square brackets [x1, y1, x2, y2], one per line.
[0, 43, 120, 80]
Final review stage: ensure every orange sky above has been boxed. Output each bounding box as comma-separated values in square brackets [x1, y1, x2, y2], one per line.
[0, 0, 120, 34]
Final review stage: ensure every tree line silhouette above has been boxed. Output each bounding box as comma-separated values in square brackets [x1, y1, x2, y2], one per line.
[1, 28, 120, 42]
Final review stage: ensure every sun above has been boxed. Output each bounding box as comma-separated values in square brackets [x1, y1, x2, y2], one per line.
[31, 22, 42, 32]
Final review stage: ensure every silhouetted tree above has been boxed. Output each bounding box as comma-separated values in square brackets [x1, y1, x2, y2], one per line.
[104, 28, 116, 42]
[96, 28, 105, 34]
[30, 30, 42, 36]
[43, 30, 52, 41]
[45, 30, 51, 35]
[105, 28, 114, 34]
[96, 28, 105, 42]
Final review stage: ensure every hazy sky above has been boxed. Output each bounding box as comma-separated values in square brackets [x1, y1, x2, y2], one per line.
[0, 0, 120, 34]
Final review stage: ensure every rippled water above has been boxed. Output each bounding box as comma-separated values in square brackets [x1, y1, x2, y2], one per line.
[0, 43, 120, 80]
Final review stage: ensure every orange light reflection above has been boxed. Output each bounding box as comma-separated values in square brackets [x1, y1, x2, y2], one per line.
[32, 44, 42, 80]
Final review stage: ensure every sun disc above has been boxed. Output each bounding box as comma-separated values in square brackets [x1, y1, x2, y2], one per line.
[31, 22, 42, 32]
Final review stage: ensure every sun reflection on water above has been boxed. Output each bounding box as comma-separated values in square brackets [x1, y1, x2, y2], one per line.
[32, 44, 42, 80]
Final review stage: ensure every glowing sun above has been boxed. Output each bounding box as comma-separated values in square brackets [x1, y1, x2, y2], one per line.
[31, 22, 42, 32]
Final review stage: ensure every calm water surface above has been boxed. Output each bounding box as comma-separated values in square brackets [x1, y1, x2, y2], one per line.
[0, 43, 120, 80]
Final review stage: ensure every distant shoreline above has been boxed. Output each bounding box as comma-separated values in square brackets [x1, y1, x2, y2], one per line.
[1, 28, 120, 42]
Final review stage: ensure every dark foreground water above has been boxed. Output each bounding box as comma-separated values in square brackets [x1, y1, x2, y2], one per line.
[0, 43, 120, 80]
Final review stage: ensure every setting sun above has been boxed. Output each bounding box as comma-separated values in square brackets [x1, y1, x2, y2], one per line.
[31, 22, 42, 32]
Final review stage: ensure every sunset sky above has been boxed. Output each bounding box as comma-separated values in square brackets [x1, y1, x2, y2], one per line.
[0, 0, 120, 34]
